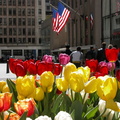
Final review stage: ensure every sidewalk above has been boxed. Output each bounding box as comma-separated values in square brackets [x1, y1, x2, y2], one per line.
[0, 63, 16, 81]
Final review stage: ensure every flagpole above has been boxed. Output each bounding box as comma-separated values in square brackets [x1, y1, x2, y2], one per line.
[50, 3, 58, 10]
[59, 0, 82, 17]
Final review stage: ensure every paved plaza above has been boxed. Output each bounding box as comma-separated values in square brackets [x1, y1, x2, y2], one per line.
[0, 63, 16, 81]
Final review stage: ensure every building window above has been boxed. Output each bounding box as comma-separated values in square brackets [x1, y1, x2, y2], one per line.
[0, 8, 2, 15]
[18, 8, 21, 16]
[32, 9, 35, 16]
[13, 28, 16, 35]
[32, 0, 34, 6]
[13, 50, 22, 56]
[32, 38, 35, 43]
[9, 38, 12, 43]
[32, 28, 35, 35]
[3, 8, 6, 15]
[18, 0, 21, 6]
[9, 18, 12, 25]
[0, 38, 2, 43]
[3, 0, 6, 5]
[9, 8, 12, 15]
[0, 18, 2, 25]
[38, 9, 41, 14]
[18, 18, 21, 25]
[28, 9, 31, 16]
[22, 0, 25, 6]
[13, 0, 16, 5]
[4, 38, 7, 43]
[8, 0, 12, 5]
[28, 18, 31, 26]
[28, 38, 31, 43]
[23, 38, 26, 43]
[0, 28, 2, 35]
[22, 9, 26, 16]
[13, 8, 16, 15]
[3, 18, 7, 25]
[18, 28, 22, 35]
[4, 28, 7, 35]
[27, 0, 31, 6]
[9, 28, 12, 35]
[32, 18, 35, 25]
[13, 18, 16, 25]
[28, 28, 31, 35]
[0, 0, 2, 5]
[22, 18, 26, 25]
[38, 0, 41, 5]
[23, 28, 26, 35]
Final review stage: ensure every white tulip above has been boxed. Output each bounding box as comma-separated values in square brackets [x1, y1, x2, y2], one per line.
[35, 115, 52, 120]
[54, 111, 73, 120]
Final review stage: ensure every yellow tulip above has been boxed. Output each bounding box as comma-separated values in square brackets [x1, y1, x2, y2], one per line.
[0, 81, 6, 91]
[63, 62, 77, 81]
[69, 71, 84, 92]
[2, 84, 10, 93]
[34, 87, 44, 101]
[78, 66, 90, 83]
[42, 86, 53, 93]
[56, 78, 69, 92]
[84, 76, 98, 93]
[16, 75, 36, 99]
[97, 75, 117, 101]
[40, 71, 54, 88]
[106, 99, 120, 112]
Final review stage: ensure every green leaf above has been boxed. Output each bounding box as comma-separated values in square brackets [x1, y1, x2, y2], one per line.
[70, 100, 83, 120]
[19, 111, 28, 120]
[84, 105, 98, 119]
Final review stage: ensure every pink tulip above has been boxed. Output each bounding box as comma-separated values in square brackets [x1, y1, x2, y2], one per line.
[107, 62, 116, 71]
[42, 55, 53, 63]
[58, 53, 70, 65]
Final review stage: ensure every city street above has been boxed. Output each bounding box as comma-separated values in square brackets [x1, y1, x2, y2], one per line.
[0, 63, 16, 81]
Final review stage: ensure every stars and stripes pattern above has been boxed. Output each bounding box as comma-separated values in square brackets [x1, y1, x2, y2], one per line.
[52, 2, 70, 33]
[90, 14, 93, 29]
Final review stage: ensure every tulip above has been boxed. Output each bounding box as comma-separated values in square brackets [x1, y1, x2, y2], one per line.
[37, 61, 47, 75]
[0, 81, 6, 92]
[34, 87, 44, 101]
[97, 75, 117, 101]
[107, 62, 116, 71]
[69, 71, 84, 92]
[94, 72, 105, 78]
[40, 71, 54, 92]
[15, 63, 27, 77]
[54, 111, 73, 120]
[58, 53, 70, 65]
[84, 76, 98, 93]
[16, 75, 36, 99]
[27, 62, 37, 75]
[35, 115, 52, 120]
[4, 113, 20, 120]
[116, 69, 120, 81]
[0, 92, 12, 112]
[2, 84, 10, 93]
[56, 78, 69, 92]
[63, 62, 77, 81]
[14, 98, 36, 117]
[85, 59, 98, 72]
[105, 48, 119, 62]
[42, 55, 53, 63]
[53, 63, 63, 76]
[78, 66, 90, 83]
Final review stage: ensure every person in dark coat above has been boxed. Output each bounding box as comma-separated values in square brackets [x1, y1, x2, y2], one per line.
[97, 42, 107, 62]
[64, 44, 72, 55]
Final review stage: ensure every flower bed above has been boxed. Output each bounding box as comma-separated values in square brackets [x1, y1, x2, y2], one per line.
[0, 52, 120, 120]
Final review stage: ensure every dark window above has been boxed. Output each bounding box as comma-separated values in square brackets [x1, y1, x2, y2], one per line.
[13, 50, 22, 56]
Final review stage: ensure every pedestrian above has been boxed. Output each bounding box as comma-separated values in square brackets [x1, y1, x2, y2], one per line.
[85, 46, 96, 60]
[64, 44, 72, 55]
[70, 46, 83, 67]
[96, 42, 107, 62]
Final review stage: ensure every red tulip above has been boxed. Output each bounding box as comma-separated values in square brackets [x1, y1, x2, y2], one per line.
[105, 48, 119, 62]
[0, 92, 12, 112]
[4, 113, 20, 120]
[42, 55, 53, 62]
[37, 61, 47, 75]
[116, 69, 120, 81]
[97, 66, 108, 75]
[27, 62, 37, 75]
[85, 59, 98, 72]
[94, 72, 105, 78]
[15, 64, 27, 77]
[53, 63, 63, 76]
[14, 98, 36, 117]
[58, 53, 70, 65]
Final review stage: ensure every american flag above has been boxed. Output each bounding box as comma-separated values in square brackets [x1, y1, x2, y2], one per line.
[90, 14, 93, 29]
[52, 8, 59, 32]
[57, 2, 70, 33]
